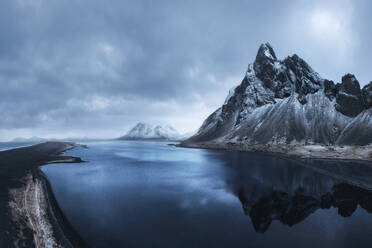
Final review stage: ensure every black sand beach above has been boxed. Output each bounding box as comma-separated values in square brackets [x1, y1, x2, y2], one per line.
[0, 142, 86, 248]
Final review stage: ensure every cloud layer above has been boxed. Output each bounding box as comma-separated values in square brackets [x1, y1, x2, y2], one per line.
[0, 0, 370, 140]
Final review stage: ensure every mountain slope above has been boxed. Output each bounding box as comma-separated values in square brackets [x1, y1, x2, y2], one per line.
[184, 43, 372, 149]
[119, 122, 181, 141]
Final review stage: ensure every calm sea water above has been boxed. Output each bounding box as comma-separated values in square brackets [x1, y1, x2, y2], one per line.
[42, 141, 372, 248]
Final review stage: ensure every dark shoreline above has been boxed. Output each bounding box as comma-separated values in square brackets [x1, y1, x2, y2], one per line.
[178, 142, 372, 169]
[178, 142, 372, 163]
[38, 170, 88, 248]
[0, 142, 87, 247]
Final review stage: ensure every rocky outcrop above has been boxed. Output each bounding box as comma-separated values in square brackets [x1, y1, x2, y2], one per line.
[335, 74, 365, 117]
[184, 43, 372, 146]
[323, 79, 338, 101]
[362, 82, 372, 108]
[252, 43, 323, 104]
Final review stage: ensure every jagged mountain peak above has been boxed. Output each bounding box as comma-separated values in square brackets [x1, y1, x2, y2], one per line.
[255, 43, 277, 62]
[252, 43, 323, 104]
[185, 44, 372, 146]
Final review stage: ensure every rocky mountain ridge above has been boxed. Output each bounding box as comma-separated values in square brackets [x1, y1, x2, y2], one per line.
[184, 43, 372, 147]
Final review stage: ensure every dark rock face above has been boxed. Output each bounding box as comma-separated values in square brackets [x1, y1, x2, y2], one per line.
[362, 82, 372, 108]
[186, 43, 372, 146]
[324, 79, 338, 101]
[284, 54, 322, 104]
[253, 44, 283, 96]
[335, 74, 365, 117]
[253, 44, 322, 103]
[341, 74, 361, 95]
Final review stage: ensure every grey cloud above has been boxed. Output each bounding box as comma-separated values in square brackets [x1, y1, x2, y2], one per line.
[0, 0, 371, 140]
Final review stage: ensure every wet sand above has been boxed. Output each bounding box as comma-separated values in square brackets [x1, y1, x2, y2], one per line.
[0, 142, 87, 248]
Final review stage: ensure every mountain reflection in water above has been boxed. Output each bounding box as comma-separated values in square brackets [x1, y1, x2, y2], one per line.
[238, 184, 372, 233]
[218, 152, 372, 233]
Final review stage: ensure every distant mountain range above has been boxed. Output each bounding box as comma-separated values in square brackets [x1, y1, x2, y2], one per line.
[8, 124, 193, 143]
[119, 122, 190, 141]
[9, 136, 107, 143]
[183, 43, 372, 155]
[11, 136, 47, 143]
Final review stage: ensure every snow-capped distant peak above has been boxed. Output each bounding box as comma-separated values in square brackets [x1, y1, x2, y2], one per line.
[119, 122, 182, 141]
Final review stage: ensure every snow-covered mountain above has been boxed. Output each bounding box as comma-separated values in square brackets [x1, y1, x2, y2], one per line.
[184, 43, 372, 147]
[119, 122, 183, 141]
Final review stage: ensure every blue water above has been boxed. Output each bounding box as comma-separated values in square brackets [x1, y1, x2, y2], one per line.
[42, 141, 372, 248]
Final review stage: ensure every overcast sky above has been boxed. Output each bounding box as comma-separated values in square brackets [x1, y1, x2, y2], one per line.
[0, 0, 371, 140]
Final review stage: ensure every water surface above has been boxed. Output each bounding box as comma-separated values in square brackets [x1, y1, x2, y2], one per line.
[42, 141, 372, 248]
